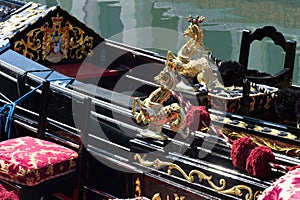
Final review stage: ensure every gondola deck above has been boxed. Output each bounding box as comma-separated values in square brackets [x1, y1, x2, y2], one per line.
[0, 1, 298, 200]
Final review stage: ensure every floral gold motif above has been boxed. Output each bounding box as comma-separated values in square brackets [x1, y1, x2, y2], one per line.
[14, 12, 94, 63]
[134, 154, 257, 200]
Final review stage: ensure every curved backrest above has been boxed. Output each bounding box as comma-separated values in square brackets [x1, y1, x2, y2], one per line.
[239, 26, 296, 87]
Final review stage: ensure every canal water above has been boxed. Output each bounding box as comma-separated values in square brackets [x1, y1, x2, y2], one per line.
[28, 0, 300, 85]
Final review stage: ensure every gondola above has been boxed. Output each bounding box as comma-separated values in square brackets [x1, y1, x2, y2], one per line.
[0, 1, 298, 200]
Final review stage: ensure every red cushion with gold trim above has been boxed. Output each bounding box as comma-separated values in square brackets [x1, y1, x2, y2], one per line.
[0, 136, 78, 186]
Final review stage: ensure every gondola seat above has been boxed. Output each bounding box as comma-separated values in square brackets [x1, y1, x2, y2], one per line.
[239, 26, 297, 89]
[0, 81, 82, 199]
[0, 136, 78, 186]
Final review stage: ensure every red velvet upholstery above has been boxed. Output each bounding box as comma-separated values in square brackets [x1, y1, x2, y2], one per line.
[0, 136, 78, 186]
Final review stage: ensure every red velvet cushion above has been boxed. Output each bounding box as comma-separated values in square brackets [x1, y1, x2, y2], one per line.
[0, 136, 78, 186]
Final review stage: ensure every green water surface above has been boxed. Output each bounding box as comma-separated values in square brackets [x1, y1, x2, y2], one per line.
[29, 0, 300, 85]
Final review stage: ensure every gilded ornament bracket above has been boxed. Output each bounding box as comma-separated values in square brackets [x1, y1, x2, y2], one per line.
[135, 177, 141, 197]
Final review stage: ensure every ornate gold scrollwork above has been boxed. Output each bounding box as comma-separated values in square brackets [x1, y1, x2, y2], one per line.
[14, 12, 94, 63]
[173, 193, 186, 200]
[222, 129, 300, 158]
[134, 154, 258, 200]
[151, 193, 185, 200]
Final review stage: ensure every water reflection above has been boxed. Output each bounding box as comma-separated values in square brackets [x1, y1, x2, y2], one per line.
[29, 0, 300, 85]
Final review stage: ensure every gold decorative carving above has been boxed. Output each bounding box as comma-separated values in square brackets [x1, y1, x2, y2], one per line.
[211, 114, 297, 140]
[151, 193, 185, 200]
[152, 193, 161, 200]
[222, 129, 300, 158]
[14, 12, 94, 63]
[165, 15, 215, 91]
[134, 154, 256, 200]
[135, 177, 141, 197]
[132, 66, 185, 140]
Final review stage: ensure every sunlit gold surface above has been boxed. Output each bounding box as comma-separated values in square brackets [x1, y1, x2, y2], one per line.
[134, 154, 257, 200]
[210, 111, 300, 157]
[135, 177, 141, 197]
[165, 15, 215, 90]
[132, 66, 185, 140]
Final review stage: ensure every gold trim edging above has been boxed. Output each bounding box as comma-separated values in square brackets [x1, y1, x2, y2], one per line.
[134, 154, 258, 200]
[223, 129, 300, 157]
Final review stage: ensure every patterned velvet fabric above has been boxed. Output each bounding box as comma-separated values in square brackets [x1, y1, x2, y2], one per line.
[258, 168, 300, 200]
[0, 136, 78, 186]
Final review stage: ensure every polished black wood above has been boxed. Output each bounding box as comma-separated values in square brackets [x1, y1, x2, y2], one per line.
[74, 87, 289, 200]
[239, 26, 296, 88]
[0, 3, 298, 198]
